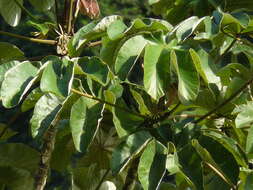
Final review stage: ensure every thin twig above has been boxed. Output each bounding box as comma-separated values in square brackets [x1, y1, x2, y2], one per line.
[71, 88, 146, 119]
[194, 77, 253, 124]
[87, 41, 102, 47]
[0, 31, 57, 45]
[95, 169, 110, 190]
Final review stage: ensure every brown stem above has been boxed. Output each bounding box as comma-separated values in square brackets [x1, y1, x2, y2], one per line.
[194, 77, 253, 124]
[34, 118, 59, 190]
[122, 158, 140, 190]
[0, 31, 57, 45]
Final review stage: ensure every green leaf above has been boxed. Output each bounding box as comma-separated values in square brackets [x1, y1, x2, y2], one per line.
[115, 35, 147, 80]
[107, 19, 127, 40]
[21, 88, 43, 112]
[30, 93, 62, 138]
[0, 61, 38, 108]
[0, 0, 22, 26]
[76, 57, 109, 86]
[0, 42, 24, 63]
[138, 140, 167, 190]
[174, 16, 205, 42]
[235, 101, 253, 128]
[130, 88, 151, 115]
[171, 50, 200, 103]
[0, 124, 17, 141]
[40, 57, 74, 97]
[178, 144, 203, 190]
[28, 0, 54, 11]
[0, 166, 34, 190]
[144, 44, 170, 100]
[112, 99, 144, 137]
[72, 15, 121, 50]
[0, 60, 19, 88]
[203, 130, 247, 167]
[111, 131, 152, 174]
[166, 142, 181, 175]
[125, 18, 173, 35]
[0, 143, 39, 174]
[196, 136, 239, 186]
[246, 125, 253, 156]
[70, 97, 104, 152]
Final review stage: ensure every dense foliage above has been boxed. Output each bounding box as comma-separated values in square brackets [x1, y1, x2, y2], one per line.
[1, 0, 253, 189]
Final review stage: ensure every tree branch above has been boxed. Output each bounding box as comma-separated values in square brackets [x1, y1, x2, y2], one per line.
[194, 77, 253, 124]
[71, 88, 146, 119]
[0, 31, 57, 45]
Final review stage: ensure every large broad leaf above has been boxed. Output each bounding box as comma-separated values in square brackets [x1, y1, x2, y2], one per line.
[21, 88, 43, 112]
[30, 93, 62, 138]
[0, 60, 19, 88]
[0, 42, 24, 63]
[171, 50, 200, 103]
[0, 143, 39, 174]
[144, 44, 170, 100]
[112, 99, 144, 137]
[246, 125, 253, 158]
[28, 0, 54, 11]
[70, 96, 104, 152]
[0, 61, 38, 108]
[115, 35, 147, 80]
[76, 57, 110, 86]
[178, 144, 204, 190]
[125, 18, 173, 35]
[173, 16, 206, 42]
[0, 166, 34, 190]
[0, 0, 22, 26]
[40, 57, 74, 97]
[111, 131, 152, 174]
[138, 140, 167, 190]
[203, 130, 247, 167]
[189, 49, 220, 86]
[107, 19, 127, 40]
[196, 136, 239, 187]
[235, 101, 253, 128]
[72, 15, 121, 50]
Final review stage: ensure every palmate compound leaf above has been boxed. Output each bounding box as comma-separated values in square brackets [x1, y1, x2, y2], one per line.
[111, 131, 152, 175]
[0, 61, 39, 108]
[40, 56, 74, 97]
[70, 97, 105, 152]
[171, 50, 200, 103]
[0, 0, 22, 26]
[138, 140, 167, 190]
[144, 44, 170, 100]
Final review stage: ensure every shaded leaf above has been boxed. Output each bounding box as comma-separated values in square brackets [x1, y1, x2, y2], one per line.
[0, 42, 24, 63]
[70, 97, 104, 152]
[111, 131, 152, 174]
[0, 0, 22, 26]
